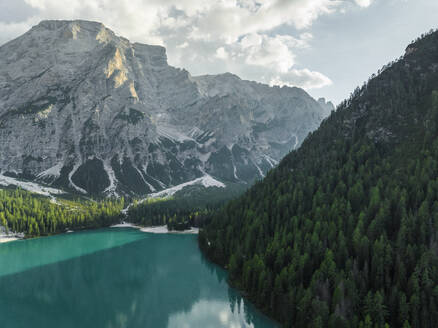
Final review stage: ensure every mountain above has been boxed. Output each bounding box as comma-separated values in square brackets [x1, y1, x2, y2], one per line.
[0, 20, 329, 196]
[317, 97, 335, 116]
[200, 29, 438, 327]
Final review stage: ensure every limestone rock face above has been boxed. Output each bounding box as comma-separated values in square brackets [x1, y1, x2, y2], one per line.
[0, 20, 329, 196]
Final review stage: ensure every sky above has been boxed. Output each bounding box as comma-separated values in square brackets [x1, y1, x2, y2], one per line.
[0, 0, 437, 104]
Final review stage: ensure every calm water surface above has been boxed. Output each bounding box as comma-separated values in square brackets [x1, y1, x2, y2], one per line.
[0, 228, 278, 328]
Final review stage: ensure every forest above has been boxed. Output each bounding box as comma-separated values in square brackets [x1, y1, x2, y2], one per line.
[1, 25, 438, 328]
[127, 183, 246, 230]
[0, 188, 124, 237]
[200, 30, 438, 327]
[127, 196, 215, 230]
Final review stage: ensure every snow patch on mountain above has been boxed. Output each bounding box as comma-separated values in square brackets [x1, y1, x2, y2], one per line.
[253, 160, 265, 178]
[149, 175, 225, 199]
[264, 155, 278, 168]
[156, 125, 194, 143]
[135, 166, 156, 192]
[142, 166, 166, 189]
[103, 161, 118, 196]
[68, 163, 87, 194]
[0, 19, 330, 196]
[0, 174, 65, 197]
[36, 162, 63, 179]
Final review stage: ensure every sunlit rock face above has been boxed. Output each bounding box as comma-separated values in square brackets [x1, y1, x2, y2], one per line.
[0, 20, 331, 196]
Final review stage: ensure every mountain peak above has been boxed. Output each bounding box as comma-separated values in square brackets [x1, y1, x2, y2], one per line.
[0, 22, 328, 196]
[317, 97, 335, 115]
[29, 19, 116, 44]
[36, 19, 105, 29]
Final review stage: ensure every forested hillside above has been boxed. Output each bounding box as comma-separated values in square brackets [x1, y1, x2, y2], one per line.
[0, 188, 124, 237]
[200, 29, 438, 327]
[127, 183, 246, 230]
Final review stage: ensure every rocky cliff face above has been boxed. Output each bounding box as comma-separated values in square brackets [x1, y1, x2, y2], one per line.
[0, 20, 330, 196]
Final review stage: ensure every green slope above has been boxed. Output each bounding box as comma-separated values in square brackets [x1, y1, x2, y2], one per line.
[127, 182, 248, 230]
[0, 188, 124, 237]
[200, 29, 438, 327]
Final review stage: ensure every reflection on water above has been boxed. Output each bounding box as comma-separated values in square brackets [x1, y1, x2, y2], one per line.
[168, 300, 254, 328]
[0, 228, 277, 328]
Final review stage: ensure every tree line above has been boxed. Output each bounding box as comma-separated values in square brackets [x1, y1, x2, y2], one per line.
[200, 30, 438, 327]
[0, 188, 124, 237]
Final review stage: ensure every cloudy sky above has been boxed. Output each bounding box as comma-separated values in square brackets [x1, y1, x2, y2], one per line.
[0, 0, 437, 104]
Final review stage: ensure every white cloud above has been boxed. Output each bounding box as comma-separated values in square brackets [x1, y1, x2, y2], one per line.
[0, 17, 40, 45]
[185, 0, 341, 43]
[270, 69, 333, 90]
[177, 42, 189, 49]
[354, 0, 374, 7]
[177, 32, 332, 90]
[168, 299, 253, 328]
[240, 34, 296, 73]
[215, 47, 229, 60]
[0, 0, 370, 91]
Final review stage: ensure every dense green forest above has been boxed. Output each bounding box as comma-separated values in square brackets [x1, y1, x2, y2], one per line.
[200, 30, 438, 327]
[127, 196, 215, 230]
[0, 188, 124, 237]
[127, 183, 246, 230]
[0, 177, 243, 237]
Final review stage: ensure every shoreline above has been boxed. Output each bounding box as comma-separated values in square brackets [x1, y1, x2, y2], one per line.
[0, 233, 24, 244]
[110, 222, 199, 234]
[0, 235, 21, 243]
[0, 227, 24, 244]
[0, 221, 199, 245]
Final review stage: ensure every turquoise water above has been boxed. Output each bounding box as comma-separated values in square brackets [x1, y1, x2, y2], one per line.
[0, 228, 278, 328]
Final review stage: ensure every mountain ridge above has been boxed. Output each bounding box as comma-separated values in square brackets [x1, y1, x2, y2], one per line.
[0, 19, 331, 197]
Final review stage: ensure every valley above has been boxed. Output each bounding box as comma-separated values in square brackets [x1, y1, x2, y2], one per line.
[0, 8, 437, 328]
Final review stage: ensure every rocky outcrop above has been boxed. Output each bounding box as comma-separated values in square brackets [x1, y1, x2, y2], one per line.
[0, 20, 329, 196]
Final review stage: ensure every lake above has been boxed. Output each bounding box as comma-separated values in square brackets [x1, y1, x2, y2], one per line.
[0, 228, 278, 328]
